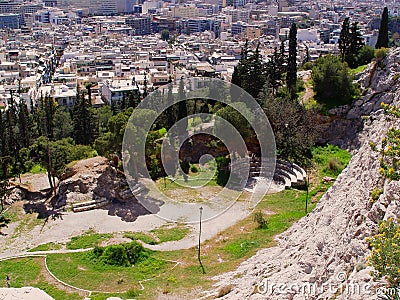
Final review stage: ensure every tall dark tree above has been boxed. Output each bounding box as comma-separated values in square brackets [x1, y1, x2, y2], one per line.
[265, 44, 286, 97]
[73, 91, 94, 145]
[247, 43, 266, 99]
[339, 17, 351, 62]
[286, 22, 298, 98]
[18, 100, 32, 148]
[128, 89, 140, 108]
[177, 78, 188, 139]
[0, 109, 8, 178]
[375, 7, 389, 49]
[346, 22, 365, 68]
[231, 40, 249, 100]
[166, 82, 176, 130]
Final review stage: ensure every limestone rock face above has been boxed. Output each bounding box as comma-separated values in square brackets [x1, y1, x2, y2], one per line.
[207, 49, 400, 300]
[54, 157, 135, 208]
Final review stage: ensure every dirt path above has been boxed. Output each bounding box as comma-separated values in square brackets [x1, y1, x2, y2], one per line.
[298, 70, 314, 105]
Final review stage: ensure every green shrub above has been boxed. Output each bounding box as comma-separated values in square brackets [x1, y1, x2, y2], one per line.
[91, 241, 147, 267]
[124, 241, 146, 265]
[190, 165, 199, 173]
[215, 156, 230, 186]
[370, 187, 383, 203]
[253, 211, 268, 229]
[312, 55, 357, 107]
[101, 245, 129, 266]
[375, 48, 388, 60]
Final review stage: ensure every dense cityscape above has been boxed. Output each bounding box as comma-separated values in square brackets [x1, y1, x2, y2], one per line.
[0, 1, 399, 300]
[0, 0, 397, 108]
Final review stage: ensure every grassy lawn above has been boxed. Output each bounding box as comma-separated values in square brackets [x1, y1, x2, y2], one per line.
[46, 252, 169, 292]
[28, 242, 63, 252]
[0, 257, 81, 299]
[66, 232, 113, 250]
[124, 224, 190, 245]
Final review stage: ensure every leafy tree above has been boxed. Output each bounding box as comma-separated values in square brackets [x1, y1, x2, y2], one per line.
[53, 107, 73, 140]
[375, 7, 389, 49]
[215, 102, 254, 141]
[261, 89, 318, 164]
[312, 55, 357, 107]
[357, 45, 375, 66]
[286, 23, 298, 98]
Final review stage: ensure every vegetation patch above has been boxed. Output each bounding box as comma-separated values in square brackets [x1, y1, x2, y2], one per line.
[66, 232, 113, 250]
[28, 242, 62, 252]
[124, 224, 190, 245]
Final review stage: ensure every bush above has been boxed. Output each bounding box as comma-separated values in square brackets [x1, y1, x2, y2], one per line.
[312, 55, 357, 108]
[357, 45, 375, 66]
[370, 187, 383, 203]
[124, 241, 146, 265]
[91, 241, 147, 267]
[190, 165, 199, 173]
[327, 158, 343, 175]
[215, 156, 230, 186]
[375, 48, 388, 60]
[101, 245, 130, 266]
[367, 219, 400, 293]
[253, 211, 268, 229]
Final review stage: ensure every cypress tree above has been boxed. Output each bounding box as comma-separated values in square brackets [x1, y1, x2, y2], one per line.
[348, 22, 365, 68]
[18, 100, 32, 148]
[375, 7, 389, 49]
[286, 22, 298, 98]
[247, 43, 265, 99]
[73, 91, 94, 145]
[166, 82, 175, 129]
[177, 77, 188, 139]
[339, 17, 351, 62]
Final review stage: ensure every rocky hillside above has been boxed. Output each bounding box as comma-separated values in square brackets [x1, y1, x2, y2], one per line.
[207, 48, 400, 300]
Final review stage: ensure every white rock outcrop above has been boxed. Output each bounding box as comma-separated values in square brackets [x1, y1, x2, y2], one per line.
[207, 48, 400, 300]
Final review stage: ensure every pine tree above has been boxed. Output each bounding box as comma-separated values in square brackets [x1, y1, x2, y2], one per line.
[286, 23, 298, 98]
[375, 7, 389, 49]
[339, 17, 351, 62]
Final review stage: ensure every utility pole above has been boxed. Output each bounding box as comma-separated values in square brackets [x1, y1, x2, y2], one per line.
[198, 206, 205, 274]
